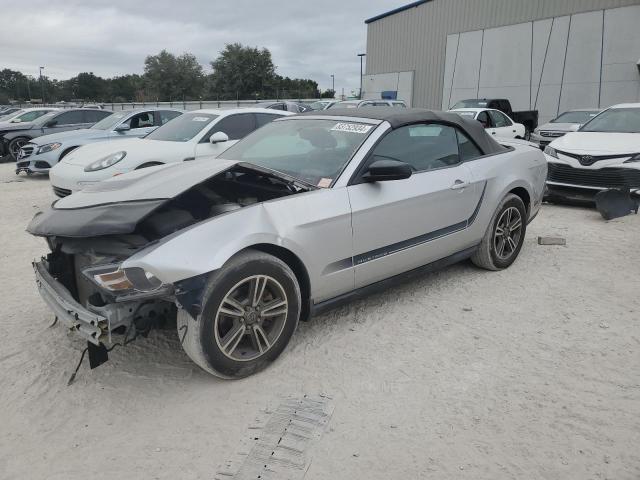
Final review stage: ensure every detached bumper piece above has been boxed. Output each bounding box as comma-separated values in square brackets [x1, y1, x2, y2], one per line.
[34, 260, 106, 345]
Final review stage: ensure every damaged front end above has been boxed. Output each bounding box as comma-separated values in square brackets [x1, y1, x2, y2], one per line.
[28, 160, 312, 369]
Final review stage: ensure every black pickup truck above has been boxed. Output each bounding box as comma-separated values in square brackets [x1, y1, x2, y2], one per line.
[451, 99, 538, 138]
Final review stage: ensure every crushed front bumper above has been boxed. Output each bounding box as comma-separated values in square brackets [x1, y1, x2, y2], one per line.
[34, 260, 106, 345]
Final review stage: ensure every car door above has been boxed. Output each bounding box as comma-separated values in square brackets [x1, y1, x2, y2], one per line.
[347, 123, 484, 288]
[487, 110, 517, 138]
[194, 112, 257, 158]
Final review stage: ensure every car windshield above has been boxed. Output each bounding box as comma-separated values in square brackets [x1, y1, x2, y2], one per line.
[452, 99, 487, 109]
[221, 118, 376, 187]
[552, 110, 599, 124]
[145, 112, 218, 142]
[12, 110, 50, 123]
[579, 108, 640, 133]
[92, 112, 128, 130]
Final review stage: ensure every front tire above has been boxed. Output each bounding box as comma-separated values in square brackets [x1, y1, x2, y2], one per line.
[177, 250, 301, 379]
[471, 193, 527, 270]
[8, 137, 29, 160]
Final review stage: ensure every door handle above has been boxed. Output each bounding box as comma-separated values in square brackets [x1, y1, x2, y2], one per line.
[450, 179, 469, 190]
[183, 157, 195, 162]
[491, 131, 496, 135]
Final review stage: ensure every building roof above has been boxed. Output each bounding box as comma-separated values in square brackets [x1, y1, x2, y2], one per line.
[364, 0, 430, 25]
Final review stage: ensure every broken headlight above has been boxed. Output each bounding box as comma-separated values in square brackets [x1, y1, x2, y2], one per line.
[84, 264, 164, 293]
[84, 151, 126, 172]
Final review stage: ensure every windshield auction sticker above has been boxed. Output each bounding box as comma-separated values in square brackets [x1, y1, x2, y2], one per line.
[317, 178, 332, 188]
[192, 116, 210, 122]
[330, 123, 372, 134]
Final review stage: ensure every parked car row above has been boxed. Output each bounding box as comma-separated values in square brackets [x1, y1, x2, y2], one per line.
[27, 106, 547, 379]
[48, 108, 291, 195]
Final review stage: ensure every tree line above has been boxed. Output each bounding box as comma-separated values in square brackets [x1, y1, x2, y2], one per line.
[0, 44, 334, 104]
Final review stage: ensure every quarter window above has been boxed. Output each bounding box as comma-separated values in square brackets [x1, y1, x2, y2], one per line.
[370, 123, 460, 172]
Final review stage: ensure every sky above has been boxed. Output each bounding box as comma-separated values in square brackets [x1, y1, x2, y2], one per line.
[0, 0, 403, 94]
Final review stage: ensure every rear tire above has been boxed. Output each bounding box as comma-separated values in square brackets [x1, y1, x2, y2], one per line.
[177, 250, 301, 379]
[471, 193, 527, 270]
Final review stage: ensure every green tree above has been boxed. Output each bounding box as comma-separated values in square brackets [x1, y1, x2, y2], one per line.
[209, 43, 276, 99]
[144, 50, 204, 101]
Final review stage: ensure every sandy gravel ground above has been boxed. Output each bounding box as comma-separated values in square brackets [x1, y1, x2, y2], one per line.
[0, 162, 638, 480]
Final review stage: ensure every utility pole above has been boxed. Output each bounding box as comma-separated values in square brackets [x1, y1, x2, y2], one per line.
[39, 66, 45, 104]
[26, 75, 32, 100]
[357, 53, 366, 100]
[331, 74, 335, 95]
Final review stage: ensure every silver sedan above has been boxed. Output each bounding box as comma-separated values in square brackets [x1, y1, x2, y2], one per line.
[29, 108, 547, 379]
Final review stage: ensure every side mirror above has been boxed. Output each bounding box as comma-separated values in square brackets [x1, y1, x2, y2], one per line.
[210, 131, 229, 144]
[45, 120, 58, 128]
[114, 123, 131, 132]
[362, 159, 412, 182]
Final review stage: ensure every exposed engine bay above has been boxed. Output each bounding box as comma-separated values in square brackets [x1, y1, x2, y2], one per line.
[31, 164, 312, 362]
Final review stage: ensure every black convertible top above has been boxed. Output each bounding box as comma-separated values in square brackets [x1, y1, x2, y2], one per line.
[304, 107, 506, 155]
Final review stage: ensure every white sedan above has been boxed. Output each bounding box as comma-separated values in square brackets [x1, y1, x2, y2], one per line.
[544, 103, 640, 202]
[49, 108, 292, 197]
[449, 108, 526, 139]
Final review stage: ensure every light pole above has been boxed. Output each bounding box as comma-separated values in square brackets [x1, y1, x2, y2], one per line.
[39, 66, 45, 104]
[330, 74, 335, 95]
[357, 53, 366, 100]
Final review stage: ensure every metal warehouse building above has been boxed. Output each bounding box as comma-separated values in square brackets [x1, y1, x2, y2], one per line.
[364, 0, 640, 123]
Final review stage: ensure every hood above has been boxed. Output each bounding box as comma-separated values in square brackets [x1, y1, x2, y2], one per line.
[27, 159, 312, 239]
[60, 138, 190, 166]
[550, 132, 640, 155]
[27, 159, 239, 237]
[60, 159, 239, 208]
[537, 122, 580, 133]
[31, 128, 100, 145]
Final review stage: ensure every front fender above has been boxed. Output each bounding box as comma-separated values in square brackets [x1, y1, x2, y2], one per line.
[3, 130, 33, 142]
[122, 203, 312, 285]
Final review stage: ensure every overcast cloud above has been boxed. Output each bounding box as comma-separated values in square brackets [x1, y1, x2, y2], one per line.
[0, 0, 402, 94]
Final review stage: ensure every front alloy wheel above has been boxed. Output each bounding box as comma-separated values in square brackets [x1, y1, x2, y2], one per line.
[215, 275, 289, 361]
[177, 250, 301, 379]
[9, 138, 28, 160]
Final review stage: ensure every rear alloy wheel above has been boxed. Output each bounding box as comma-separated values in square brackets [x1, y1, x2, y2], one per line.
[471, 193, 527, 270]
[177, 250, 301, 379]
[8, 137, 29, 160]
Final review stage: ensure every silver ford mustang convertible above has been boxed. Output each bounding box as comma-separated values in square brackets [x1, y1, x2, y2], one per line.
[28, 109, 547, 378]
